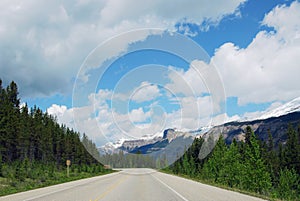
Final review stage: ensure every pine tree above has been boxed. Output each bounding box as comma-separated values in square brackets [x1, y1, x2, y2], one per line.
[199, 134, 215, 160]
[284, 124, 300, 173]
[182, 151, 191, 175]
[242, 127, 271, 193]
[0, 80, 107, 182]
[219, 138, 244, 188]
[202, 135, 227, 182]
[265, 130, 280, 184]
[277, 168, 299, 200]
[245, 126, 252, 145]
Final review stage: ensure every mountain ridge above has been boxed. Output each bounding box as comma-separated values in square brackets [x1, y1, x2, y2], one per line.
[98, 96, 300, 154]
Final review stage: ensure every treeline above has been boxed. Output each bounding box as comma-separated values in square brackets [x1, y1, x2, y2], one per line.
[166, 126, 300, 200]
[99, 150, 168, 169]
[0, 80, 107, 186]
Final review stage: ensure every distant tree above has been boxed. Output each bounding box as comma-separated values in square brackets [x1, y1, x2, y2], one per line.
[198, 134, 215, 160]
[283, 124, 300, 174]
[245, 126, 252, 145]
[242, 127, 271, 193]
[202, 135, 227, 182]
[219, 138, 244, 188]
[264, 130, 280, 184]
[277, 168, 299, 200]
[182, 150, 191, 175]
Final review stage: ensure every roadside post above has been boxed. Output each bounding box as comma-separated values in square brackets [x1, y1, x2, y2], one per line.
[66, 160, 71, 177]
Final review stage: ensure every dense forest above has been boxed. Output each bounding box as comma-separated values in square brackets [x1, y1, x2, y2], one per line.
[0, 80, 110, 195]
[99, 150, 168, 169]
[165, 126, 300, 200]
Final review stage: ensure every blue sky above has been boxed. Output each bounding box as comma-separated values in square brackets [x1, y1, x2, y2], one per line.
[1, 0, 300, 145]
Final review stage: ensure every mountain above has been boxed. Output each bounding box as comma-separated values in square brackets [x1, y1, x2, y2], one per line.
[127, 129, 193, 154]
[204, 97, 300, 147]
[98, 138, 126, 155]
[98, 128, 195, 165]
[206, 112, 300, 146]
[259, 97, 300, 120]
[98, 129, 179, 154]
[99, 97, 300, 159]
[98, 127, 206, 156]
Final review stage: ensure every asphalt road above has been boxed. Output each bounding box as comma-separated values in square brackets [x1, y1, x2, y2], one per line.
[0, 168, 266, 201]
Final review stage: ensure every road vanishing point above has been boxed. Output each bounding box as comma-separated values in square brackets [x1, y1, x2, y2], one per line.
[0, 168, 266, 201]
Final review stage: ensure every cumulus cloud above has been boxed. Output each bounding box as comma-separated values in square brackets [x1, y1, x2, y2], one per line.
[0, 0, 245, 98]
[212, 1, 300, 105]
[47, 104, 67, 117]
[166, 60, 225, 115]
[99, 0, 245, 28]
[262, 2, 300, 41]
[47, 104, 73, 128]
[129, 107, 151, 123]
[48, 78, 223, 145]
[131, 82, 161, 103]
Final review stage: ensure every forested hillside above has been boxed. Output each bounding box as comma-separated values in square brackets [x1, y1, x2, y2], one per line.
[0, 80, 110, 195]
[166, 126, 300, 200]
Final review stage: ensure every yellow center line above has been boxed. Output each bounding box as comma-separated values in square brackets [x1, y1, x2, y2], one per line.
[90, 175, 128, 201]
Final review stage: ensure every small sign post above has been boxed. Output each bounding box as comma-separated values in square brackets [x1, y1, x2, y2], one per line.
[66, 160, 71, 177]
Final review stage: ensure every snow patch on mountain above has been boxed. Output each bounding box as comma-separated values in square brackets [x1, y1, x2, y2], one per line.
[259, 97, 300, 120]
[98, 128, 197, 155]
[98, 138, 126, 155]
[98, 97, 300, 155]
[237, 97, 300, 122]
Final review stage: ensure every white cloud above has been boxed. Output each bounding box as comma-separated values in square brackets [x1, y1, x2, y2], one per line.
[164, 95, 229, 130]
[166, 60, 225, 114]
[212, 1, 300, 105]
[131, 82, 161, 103]
[47, 104, 67, 117]
[48, 82, 221, 145]
[92, 82, 162, 105]
[47, 104, 74, 128]
[129, 107, 151, 123]
[262, 1, 300, 41]
[99, 0, 246, 28]
[0, 0, 245, 98]
[166, 65, 205, 97]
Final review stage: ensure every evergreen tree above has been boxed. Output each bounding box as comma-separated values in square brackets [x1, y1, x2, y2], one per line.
[182, 151, 191, 175]
[0, 80, 107, 182]
[284, 124, 300, 174]
[242, 127, 271, 193]
[277, 168, 299, 200]
[219, 139, 244, 188]
[265, 130, 280, 184]
[202, 135, 227, 182]
[245, 126, 252, 145]
[199, 134, 215, 160]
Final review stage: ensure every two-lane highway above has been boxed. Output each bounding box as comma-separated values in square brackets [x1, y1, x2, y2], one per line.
[0, 168, 266, 201]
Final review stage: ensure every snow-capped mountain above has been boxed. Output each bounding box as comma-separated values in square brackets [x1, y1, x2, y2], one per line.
[234, 97, 300, 122]
[99, 97, 300, 155]
[259, 97, 300, 120]
[98, 138, 126, 155]
[98, 128, 194, 156]
[202, 97, 300, 147]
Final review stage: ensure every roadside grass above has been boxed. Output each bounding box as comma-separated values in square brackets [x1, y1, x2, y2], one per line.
[160, 169, 283, 201]
[0, 170, 114, 197]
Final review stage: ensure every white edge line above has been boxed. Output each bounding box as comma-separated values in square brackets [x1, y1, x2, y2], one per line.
[152, 175, 189, 201]
[23, 185, 76, 201]
[21, 172, 120, 201]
